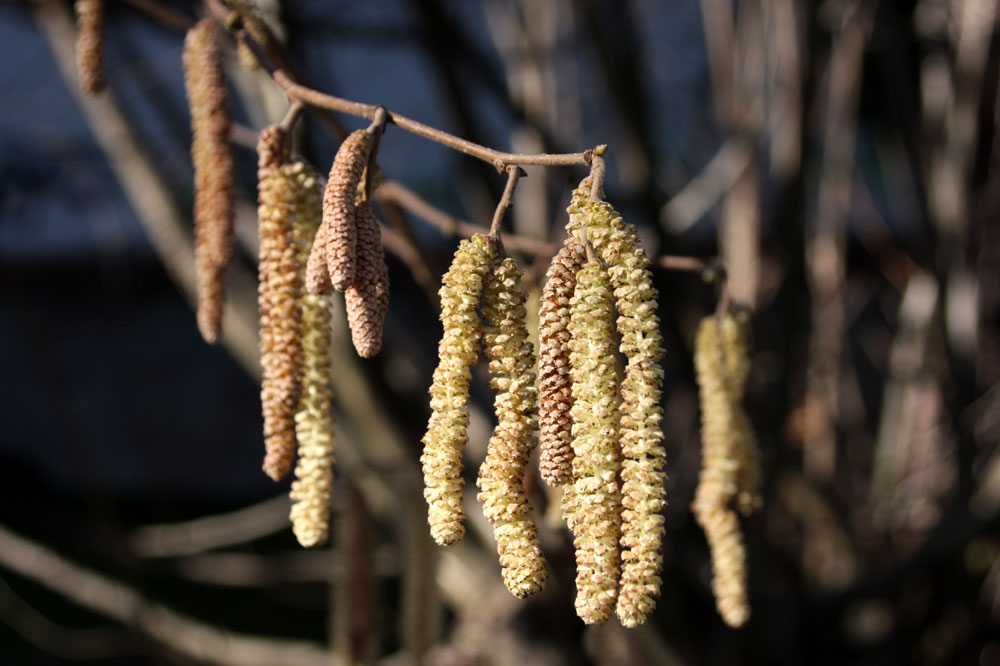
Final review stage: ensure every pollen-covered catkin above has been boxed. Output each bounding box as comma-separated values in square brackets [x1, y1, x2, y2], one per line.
[721, 311, 762, 516]
[310, 130, 372, 293]
[344, 201, 390, 358]
[568, 182, 667, 626]
[693, 316, 749, 627]
[75, 0, 105, 95]
[566, 262, 622, 625]
[538, 241, 586, 486]
[477, 257, 547, 599]
[421, 235, 495, 546]
[279, 160, 335, 547]
[257, 127, 305, 482]
[184, 18, 235, 344]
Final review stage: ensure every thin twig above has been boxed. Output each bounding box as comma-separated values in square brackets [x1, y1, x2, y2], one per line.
[120, 0, 195, 31]
[489, 166, 523, 237]
[589, 147, 607, 199]
[279, 99, 304, 133]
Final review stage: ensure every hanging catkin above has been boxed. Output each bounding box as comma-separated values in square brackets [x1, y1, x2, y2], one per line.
[538, 241, 586, 486]
[345, 201, 390, 358]
[693, 316, 749, 627]
[307, 130, 372, 294]
[278, 159, 335, 548]
[477, 256, 547, 599]
[568, 180, 667, 626]
[565, 261, 622, 625]
[721, 311, 762, 516]
[257, 126, 304, 482]
[184, 18, 235, 344]
[75, 0, 105, 95]
[421, 235, 495, 546]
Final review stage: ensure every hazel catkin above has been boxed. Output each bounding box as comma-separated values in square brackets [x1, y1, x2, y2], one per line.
[538, 241, 586, 486]
[184, 18, 235, 344]
[421, 235, 496, 546]
[344, 201, 390, 358]
[477, 256, 547, 599]
[720, 311, 762, 516]
[75, 0, 105, 95]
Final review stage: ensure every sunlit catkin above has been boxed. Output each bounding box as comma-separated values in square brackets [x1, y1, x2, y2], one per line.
[257, 126, 304, 482]
[693, 316, 749, 627]
[566, 261, 622, 625]
[282, 160, 335, 548]
[421, 235, 495, 546]
[345, 201, 390, 358]
[309, 130, 372, 293]
[721, 311, 762, 516]
[477, 257, 546, 599]
[568, 182, 667, 626]
[184, 18, 235, 344]
[538, 241, 586, 486]
[75, 0, 105, 95]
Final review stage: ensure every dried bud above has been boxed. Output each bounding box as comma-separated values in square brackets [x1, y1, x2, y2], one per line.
[693, 316, 750, 627]
[421, 235, 495, 546]
[477, 257, 546, 599]
[345, 201, 390, 358]
[257, 139, 307, 481]
[538, 241, 586, 486]
[568, 183, 667, 626]
[566, 262, 622, 625]
[314, 130, 372, 293]
[75, 0, 105, 95]
[185, 19, 235, 344]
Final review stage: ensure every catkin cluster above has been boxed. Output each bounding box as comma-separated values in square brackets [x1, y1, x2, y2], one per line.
[421, 235, 495, 546]
[75, 0, 105, 95]
[692, 312, 759, 627]
[477, 257, 546, 599]
[561, 180, 667, 627]
[183, 19, 235, 345]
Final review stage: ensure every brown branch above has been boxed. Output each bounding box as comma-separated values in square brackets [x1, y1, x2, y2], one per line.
[489, 166, 523, 236]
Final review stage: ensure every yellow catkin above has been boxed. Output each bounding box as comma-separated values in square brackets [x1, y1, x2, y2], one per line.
[568, 181, 667, 626]
[477, 256, 547, 599]
[421, 235, 496, 546]
[257, 127, 305, 482]
[566, 262, 622, 625]
[692, 316, 750, 627]
[720, 311, 762, 516]
[270, 158, 335, 547]
[308, 130, 372, 293]
[184, 18, 235, 344]
[344, 201, 390, 358]
[75, 0, 105, 95]
[538, 241, 586, 486]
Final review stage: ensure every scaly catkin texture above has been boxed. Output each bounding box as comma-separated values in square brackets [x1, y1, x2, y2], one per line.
[568, 182, 667, 626]
[75, 0, 104, 95]
[566, 262, 622, 625]
[721, 311, 762, 516]
[693, 316, 749, 627]
[184, 19, 235, 344]
[345, 201, 390, 358]
[421, 235, 495, 546]
[312, 130, 372, 293]
[279, 160, 335, 547]
[538, 241, 586, 486]
[477, 257, 547, 599]
[257, 128, 305, 482]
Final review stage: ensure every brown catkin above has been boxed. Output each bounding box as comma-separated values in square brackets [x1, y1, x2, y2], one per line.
[75, 0, 105, 95]
[421, 235, 495, 546]
[344, 201, 390, 358]
[285, 160, 335, 548]
[257, 127, 305, 481]
[184, 19, 235, 344]
[477, 257, 547, 599]
[565, 261, 622, 625]
[568, 181, 667, 627]
[692, 316, 749, 627]
[316, 130, 372, 292]
[720, 311, 763, 516]
[538, 241, 586, 486]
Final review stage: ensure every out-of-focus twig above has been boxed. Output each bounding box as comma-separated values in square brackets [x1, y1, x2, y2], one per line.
[660, 139, 751, 234]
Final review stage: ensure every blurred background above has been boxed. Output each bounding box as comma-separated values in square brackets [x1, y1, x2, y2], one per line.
[1, 0, 999, 663]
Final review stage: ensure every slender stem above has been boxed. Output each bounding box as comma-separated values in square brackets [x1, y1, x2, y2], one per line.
[489, 167, 523, 237]
[279, 99, 304, 133]
[588, 148, 608, 200]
